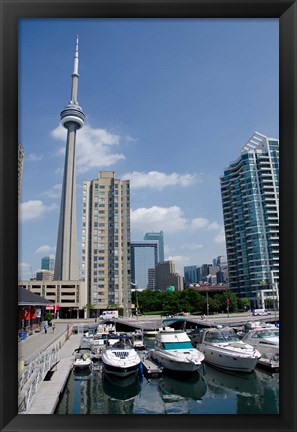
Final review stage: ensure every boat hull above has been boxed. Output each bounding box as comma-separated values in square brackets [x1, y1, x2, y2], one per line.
[150, 349, 202, 373]
[102, 361, 140, 378]
[197, 345, 259, 373]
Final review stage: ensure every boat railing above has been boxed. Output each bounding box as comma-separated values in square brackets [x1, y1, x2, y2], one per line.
[18, 346, 60, 414]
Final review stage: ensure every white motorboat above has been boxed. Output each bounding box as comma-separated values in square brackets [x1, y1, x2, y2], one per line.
[196, 327, 261, 373]
[73, 348, 93, 370]
[149, 327, 205, 373]
[241, 324, 279, 370]
[131, 329, 146, 350]
[101, 336, 141, 378]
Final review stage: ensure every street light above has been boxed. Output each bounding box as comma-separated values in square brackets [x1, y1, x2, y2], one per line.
[131, 281, 139, 320]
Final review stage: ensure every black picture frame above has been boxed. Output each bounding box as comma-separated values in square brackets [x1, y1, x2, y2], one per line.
[0, 1, 296, 431]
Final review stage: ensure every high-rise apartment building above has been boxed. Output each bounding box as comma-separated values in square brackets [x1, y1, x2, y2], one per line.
[220, 132, 279, 305]
[144, 231, 165, 262]
[81, 171, 131, 315]
[41, 255, 55, 272]
[155, 260, 183, 291]
[131, 241, 158, 289]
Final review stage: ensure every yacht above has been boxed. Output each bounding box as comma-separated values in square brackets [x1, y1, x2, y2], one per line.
[241, 324, 279, 370]
[149, 326, 205, 373]
[196, 327, 261, 373]
[101, 336, 141, 378]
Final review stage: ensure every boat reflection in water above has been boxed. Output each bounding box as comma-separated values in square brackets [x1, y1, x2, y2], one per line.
[158, 371, 207, 403]
[102, 371, 141, 414]
[202, 364, 279, 414]
[203, 364, 262, 397]
[73, 368, 92, 381]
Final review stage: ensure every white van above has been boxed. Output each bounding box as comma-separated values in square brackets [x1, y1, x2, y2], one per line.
[252, 308, 271, 316]
[99, 310, 119, 320]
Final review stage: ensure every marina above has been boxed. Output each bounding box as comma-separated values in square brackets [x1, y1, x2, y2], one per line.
[18, 316, 279, 415]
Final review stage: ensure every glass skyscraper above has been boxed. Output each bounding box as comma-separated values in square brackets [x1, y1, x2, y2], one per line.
[131, 241, 158, 289]
[220, 132, 279, 305]
[143, 231, 164, 262]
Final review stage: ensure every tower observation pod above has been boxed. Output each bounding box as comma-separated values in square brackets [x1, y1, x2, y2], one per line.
[54, 36, 85, 281]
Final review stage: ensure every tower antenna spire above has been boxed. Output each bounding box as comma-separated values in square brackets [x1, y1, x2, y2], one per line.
[70, 34, 80, 104]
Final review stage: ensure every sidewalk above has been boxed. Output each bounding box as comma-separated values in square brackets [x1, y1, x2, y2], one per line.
[18, 322, 69, 364]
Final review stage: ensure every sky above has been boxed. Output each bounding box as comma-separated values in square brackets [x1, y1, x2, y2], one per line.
[18, 18, 279, 279]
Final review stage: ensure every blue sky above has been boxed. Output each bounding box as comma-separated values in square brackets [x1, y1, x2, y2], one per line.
[18, 18, 279, 278]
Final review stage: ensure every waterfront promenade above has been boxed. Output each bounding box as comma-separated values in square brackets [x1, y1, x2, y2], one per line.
[18, 320, 93, 414]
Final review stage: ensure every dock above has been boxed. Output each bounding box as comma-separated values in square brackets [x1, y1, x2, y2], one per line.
[140, 352, 163, 378]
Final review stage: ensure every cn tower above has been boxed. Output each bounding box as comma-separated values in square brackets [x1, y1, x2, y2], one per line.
[54, 36, 85, 280]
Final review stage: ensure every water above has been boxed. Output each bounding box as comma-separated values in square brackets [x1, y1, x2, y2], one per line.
[55, 337, 279, 415]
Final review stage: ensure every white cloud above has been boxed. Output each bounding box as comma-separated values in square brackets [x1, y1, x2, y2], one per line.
[122, 171, 200, 190]
[214, 229, 226, 244]
[42, 184, 62, 199]
[180, 243, 203, 250]
[191, 217, 209, 229]
[131, 206, 187, 233]
[51, 124, 125, 173]
[27, 153, 43, 162]
[207, 221, 221, 231]
[35, 245, 56, 254]
[19, 200, 58, 221]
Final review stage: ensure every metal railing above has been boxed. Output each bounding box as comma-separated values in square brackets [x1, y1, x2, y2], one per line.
[18, 346, 60, 414]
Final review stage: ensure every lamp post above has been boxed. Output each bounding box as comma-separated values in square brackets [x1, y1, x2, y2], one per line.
[131, 281, 138, 320]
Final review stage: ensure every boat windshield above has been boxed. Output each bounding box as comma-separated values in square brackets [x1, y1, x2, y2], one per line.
[205, 330, 239, 343]
[112, 338, 132, 349]
[252, 329, 279, 339]
[163, 342, 193, 350]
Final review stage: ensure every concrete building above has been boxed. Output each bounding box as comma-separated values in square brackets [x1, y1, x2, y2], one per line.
[220, 131, 279, 306]
[41, 255, 55, 272]
[18, 141, 24, 204]
[131, 241, 158, 290]
[144, 231, 165, 262]
[36, 270, 54, 281]
[54, 35, 85, 281]
[155, 260, 184, 291]
[19, 280, 82, 318]
[81, 171, 131, 316]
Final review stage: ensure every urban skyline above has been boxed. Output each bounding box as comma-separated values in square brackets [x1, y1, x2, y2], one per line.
[18, 19, 278, 278]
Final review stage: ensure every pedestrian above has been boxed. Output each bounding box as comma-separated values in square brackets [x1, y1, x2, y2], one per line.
[52, 322, 55, 333]
[44, 323, 48, 334]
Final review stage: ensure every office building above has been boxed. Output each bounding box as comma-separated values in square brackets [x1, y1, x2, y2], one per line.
[131, 241, 158, 289]
[155, 260, 183, 291]
[184, 265, 199, 284]
[220, 131, 279, 305]
[54, 36, 85, 281]
[144, 231, 165, 262]
[41, 255, 55, 272]
[81, 171, 131, 316]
